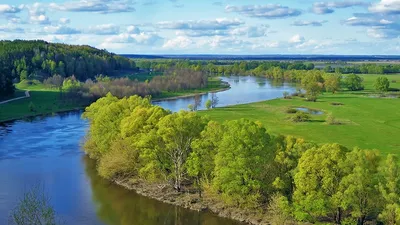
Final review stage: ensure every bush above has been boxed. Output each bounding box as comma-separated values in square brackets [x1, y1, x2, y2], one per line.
[283, 91, 291, 99]
[28, 102, 36, 112]
[326, 113, 341, 125]
[290, 112, 310, 122]
[285, 108, 298, 114]
[98, 140, 139, 179]
[331, 102, 344, 106]
[305, 95, 317, 102]
[267, 193, 293, 225]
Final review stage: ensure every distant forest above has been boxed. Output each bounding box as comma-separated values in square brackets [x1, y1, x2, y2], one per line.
[0, 40, 136, 97]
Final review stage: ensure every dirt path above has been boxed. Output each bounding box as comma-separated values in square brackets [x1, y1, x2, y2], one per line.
[0, 91, 30, 105]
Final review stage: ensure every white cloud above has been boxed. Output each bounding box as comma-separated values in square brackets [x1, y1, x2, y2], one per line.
[28, 3, 50, 25]
[49, 0, 136, 14]
[225, 4, 301, 19]
[0, 4, 24, 14]
[312, 1, 368, 14]
[157, 18, 243, 30]
[292, 20, 327, 27]
[369, 0, 400, 14]
[59, 18, 71, 24]
[89, 24, 120, 35]
[230, 26, 269, 38]
[43, 25, 81, 35]
[127, 25, 140, 34]
[289, 34, 305, 43]
[163, 36, 193, 49]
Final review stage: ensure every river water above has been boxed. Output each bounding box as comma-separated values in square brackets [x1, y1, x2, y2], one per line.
[0, 76, 296, 224]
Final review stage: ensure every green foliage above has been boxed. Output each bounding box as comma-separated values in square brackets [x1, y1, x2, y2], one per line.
[9, 185, 58, 225]
[205, 99, 212, 110]
[301, 71, 324, 101]
[212, 119, 272, 208]
[293, 144, 348, 223]
[344, 74, 364, 91]
[325, 74, 341, 93]
[268, 193, 293, 225]
[290, 111, 310, 122]
[374, 76, 390, 92]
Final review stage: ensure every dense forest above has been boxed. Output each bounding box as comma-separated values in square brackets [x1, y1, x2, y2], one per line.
[136, 59, 400, 77]
[0, 40, 136, 97]
[83, 94, 400, 225]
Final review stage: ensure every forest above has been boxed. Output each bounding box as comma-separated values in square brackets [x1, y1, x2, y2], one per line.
[83, 93, 400, 225]
[0, 40, 136, 97]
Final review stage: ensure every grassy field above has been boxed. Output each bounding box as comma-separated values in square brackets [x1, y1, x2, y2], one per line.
[200, 74, 400, 155]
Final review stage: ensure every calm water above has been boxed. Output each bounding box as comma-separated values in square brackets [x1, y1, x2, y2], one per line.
[0, 76, 296, 224]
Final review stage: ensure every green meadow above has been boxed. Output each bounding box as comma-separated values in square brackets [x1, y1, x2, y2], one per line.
[201, 74, 400, 154]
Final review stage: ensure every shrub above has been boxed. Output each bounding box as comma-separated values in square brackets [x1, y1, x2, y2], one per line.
[285, 108, 298, 114]
[326, 113, 341, 125]
[283, 91, 291, 99]
[392, 80, 397, 83]
[290, 112, 310, 122]
[331, 102, 344, 106]
[305, 95, 317, 102]
[267, 193, 293, 225]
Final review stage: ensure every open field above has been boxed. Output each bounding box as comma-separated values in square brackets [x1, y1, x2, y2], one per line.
[200, 74, 400, 155]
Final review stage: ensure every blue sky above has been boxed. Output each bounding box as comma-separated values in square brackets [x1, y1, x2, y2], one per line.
[0, 0, 399, 54]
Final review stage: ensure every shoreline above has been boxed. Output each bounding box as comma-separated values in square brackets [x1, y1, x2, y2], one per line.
[113, 178, 269, 225]
[0, 84, 230, 124]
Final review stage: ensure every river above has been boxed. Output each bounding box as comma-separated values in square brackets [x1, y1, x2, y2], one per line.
[0, 76, 296, 224]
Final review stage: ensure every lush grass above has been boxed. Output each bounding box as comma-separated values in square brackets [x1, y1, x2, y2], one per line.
[200, 74, 400, 155]
[0, 90, 86, 122]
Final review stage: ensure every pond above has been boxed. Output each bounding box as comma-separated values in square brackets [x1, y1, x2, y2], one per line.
[295, 107, 324, 115]
[0, 76, 296, 224]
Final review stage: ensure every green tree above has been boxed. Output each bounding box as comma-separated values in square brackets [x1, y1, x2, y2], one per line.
[374, 76, 390, 92]
[339, 148, 381, 225]
[293, 144, 348, 223]
[324, 74, 341, 93]
[378, 154, 400, 225]
[205, 99, 212, 110]
[20, 70, 28, 81]
[156, 111, 208, 191]
[301, 72, 324, 102]
[212, 119, 272, 208]
[344, 74, 364, 91]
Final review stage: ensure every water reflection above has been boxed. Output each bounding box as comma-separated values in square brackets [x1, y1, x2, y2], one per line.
[154, 76, 296, 112]
[84, 157, 242, 225]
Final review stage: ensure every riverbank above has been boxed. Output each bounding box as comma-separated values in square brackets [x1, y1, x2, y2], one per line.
[0, 78, 229, 123]
[114, 178, 270, 225]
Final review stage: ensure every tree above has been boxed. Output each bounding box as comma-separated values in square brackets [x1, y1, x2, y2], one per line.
[193, 94, 202, 111]
[301, 72, 324, 102]
[212, 119, 272, 208]
[378, 154, 400, 225]
[293, 144, 348, 223]
[344, 74, 364, 91]
[156, 111, 208, 191]
[20, 70, 28, 81]
[205, 99, 212, 110]
[339, 148, 381, 225]
[211, 93, 219, 108]
[324, 74, 341, 93]
[9, 185, 58, 225]
[374, 76, 390, 92]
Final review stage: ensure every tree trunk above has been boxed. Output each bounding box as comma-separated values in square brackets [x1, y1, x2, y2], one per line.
[335, 208, 342, 224]
[357, 215, 365, 225]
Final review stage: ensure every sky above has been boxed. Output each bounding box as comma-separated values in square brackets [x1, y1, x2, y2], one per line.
[0, 0, 399, 55]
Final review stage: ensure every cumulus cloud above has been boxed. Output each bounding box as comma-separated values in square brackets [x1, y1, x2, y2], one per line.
[89, 24, 120, 35]
[163, 36, 193, 49]
[127, 25, 140, 34]
[369, 0, 400, 14]
[225, 4, 301, 19]
[342, 15, 400, 39]
[49, 0, 136, 14]
[0, 24, 24, 33]
[312, 1, 368, 14]
[28, 3, 50, 25]
[59, 18, 70, 24]
[0, 4, 24, 14]
[292, 20, 327, 27]
[156, 18, 243, 30]
[289, 34, 305, 44]
[230, 26, 269, 38]
[43, 25, 81, 35]
[101, 31, 163, 46]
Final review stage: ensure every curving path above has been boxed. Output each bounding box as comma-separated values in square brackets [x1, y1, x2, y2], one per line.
[0, 90, 30, 105]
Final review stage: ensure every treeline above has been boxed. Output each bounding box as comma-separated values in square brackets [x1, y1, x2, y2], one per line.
[137, 59, 400, 77]
[83, 94, 400, 225]
[45, 68, 207, 101]
[0, 40, 136, 97]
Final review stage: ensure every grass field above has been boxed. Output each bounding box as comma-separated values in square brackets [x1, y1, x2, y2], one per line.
[200, 74, 400, 155]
